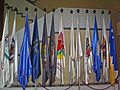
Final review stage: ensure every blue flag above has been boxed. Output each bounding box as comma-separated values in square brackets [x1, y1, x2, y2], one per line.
[31, 12, 41, 83]
[109, 18, 118, 85]
[92, 16, 102, 81]
[18, 12, 32, 90]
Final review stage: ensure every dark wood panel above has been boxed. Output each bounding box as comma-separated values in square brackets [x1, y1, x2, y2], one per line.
[117, 36, 120, 76]
[0, 0, 4, 40]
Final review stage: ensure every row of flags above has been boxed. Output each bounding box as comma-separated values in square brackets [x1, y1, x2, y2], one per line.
[70, 12, 118, 87]
[0, 9, 118, 90]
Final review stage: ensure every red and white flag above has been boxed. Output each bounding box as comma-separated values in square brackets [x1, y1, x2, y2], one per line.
[84, 13, 93, 84]
[56, 13, 66, 84]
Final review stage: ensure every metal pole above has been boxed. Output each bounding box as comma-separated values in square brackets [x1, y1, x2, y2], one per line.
[34, 79, 37, 90]
[60, 50, 62, 85]
[78, 59, 80, 90]
[69, 56, 72, 85]
[118, 76, 120, 90]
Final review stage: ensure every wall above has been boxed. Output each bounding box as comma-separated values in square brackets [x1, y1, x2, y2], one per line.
[4, 0, 44, 35]
[5, 0, 43, 20]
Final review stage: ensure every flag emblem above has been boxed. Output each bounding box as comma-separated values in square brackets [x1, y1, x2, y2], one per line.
[57, 32, 65, 60]
[43, 44, 47, 64]
[4, 34, 9, 60]
[101, 37, 106, 59]
[86, 37, 92, 57]
[9, 38, 15, 63]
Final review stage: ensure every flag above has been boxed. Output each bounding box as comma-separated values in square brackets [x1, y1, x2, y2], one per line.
[109, 18, 118, 86]
[69, 13, 75, 83]
[41, 12, 49, 86]
[101, 15, 109, 82]
[49, 12, 57, 86]
[56, 13, 66, 84]
[7, 10, 18, 86]
[92, 16, 102, 82]
[84, 13, 93, 84]
[0, 9, 10, 88]
[31, 12, 41, 83]
[17, 12, 32, 90]
[75, 13, 83, 80]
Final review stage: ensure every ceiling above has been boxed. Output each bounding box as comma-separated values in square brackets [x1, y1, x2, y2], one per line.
[26, 0, 120, 13]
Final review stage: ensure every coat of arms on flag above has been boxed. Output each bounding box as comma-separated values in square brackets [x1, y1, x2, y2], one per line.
[57, 32, 65, 60]
[101, 37, 106, 60]
[9, 38, 15, 63]
[85, 37, 92, 57]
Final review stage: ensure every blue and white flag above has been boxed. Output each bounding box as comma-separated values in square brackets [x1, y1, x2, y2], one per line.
[109, 18, 118, 86]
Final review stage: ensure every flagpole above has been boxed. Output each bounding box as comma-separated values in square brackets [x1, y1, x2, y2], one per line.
[78, 59, 80, 90]
[34, 79, 37, 90]
[69, 10, 74, 85]
[60, 8, 63, 85]
[101, 11, 105, 84]
[101, 10, 106, 83]
[69, 56, 72, 85]
[34, 8, 37, 90]
[77, 9, 80, 90]
[118, 76, 120, 90]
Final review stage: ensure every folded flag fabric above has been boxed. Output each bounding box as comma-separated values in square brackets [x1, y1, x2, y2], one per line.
[7, 10, 18, 87]
[92, 16, 102, 82]
[69, 13, 76, 83]
[0, 9, 10, 88]
[31, 12, 41, 84]
[84, 13, 93, 84]
[75, 13, 83, 80]
[56, 13, 66, 84]
[101, 14, 109, 82]
[109, 18, 118, 86]
[49, 11, 57, 86]
[18, 12, 32, 90]
[41, 12, 49, 86]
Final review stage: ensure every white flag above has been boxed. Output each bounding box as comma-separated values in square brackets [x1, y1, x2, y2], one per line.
[7, 11, 18, 87]
[0, 9, 10, 88]
[101, 15, 109, 82]
[84, 13, 93, 84]
[75, 14, 83, 80]
[56, 13, 66, 84]
[69, 13, 76, 83]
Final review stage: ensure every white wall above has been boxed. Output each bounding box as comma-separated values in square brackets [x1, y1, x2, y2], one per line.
[5, 0, 44, 20]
